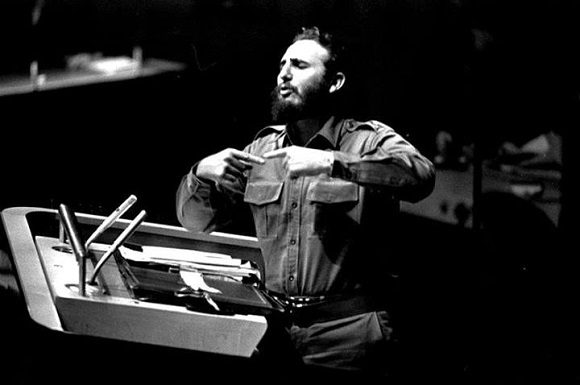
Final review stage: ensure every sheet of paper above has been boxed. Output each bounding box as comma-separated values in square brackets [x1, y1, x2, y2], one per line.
[118, 245, 261, 281]
[120, 245, 241, 267]
[179, 270, 221, 293]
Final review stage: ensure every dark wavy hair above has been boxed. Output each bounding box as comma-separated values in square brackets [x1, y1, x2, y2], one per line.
[292, 26, 347, 77]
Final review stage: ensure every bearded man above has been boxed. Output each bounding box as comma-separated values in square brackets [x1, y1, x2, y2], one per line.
[176, 26, 435, 378]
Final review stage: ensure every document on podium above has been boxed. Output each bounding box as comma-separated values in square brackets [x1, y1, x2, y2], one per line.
[118, 245, 261, 281]
[114, 245, 283, 317]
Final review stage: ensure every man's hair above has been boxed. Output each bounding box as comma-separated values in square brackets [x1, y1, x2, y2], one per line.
[292, 26, 346, 77]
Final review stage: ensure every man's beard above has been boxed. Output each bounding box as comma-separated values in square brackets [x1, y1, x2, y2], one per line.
[270, 79, 331, 124]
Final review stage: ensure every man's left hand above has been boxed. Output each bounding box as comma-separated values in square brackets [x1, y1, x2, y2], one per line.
[263, 146, 334, 178]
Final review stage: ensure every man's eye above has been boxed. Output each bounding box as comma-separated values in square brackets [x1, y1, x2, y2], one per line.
[290, 59, 308, 69]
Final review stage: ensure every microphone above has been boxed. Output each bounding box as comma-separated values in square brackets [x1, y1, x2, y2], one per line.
[85, 195, 137, 249]
[58, 203, 89, 295]
[88, 210, 147, 285]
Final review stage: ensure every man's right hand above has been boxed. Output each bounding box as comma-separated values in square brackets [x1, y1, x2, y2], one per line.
[196, 148, 265, 194]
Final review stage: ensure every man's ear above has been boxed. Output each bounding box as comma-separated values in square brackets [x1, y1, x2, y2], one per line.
[329, 72, 346, 94]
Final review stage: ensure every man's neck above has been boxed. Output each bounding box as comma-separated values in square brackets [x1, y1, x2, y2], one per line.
[287, 116, 328, 147]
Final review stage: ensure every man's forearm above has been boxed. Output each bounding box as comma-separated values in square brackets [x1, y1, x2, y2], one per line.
[331, 150, 435, 202]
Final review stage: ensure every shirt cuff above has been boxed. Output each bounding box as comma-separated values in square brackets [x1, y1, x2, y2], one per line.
[187, 164, 214, 195]
[331, 151, 355, 181]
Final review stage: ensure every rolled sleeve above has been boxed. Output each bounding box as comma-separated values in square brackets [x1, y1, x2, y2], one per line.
[175, 166, 218, 232]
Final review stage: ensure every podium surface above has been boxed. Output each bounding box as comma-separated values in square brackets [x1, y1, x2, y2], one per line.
[1, 207, 267, 358]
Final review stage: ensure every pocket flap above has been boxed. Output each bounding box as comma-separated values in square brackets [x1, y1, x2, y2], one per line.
[244, 182, 284, 206]
[306, 179, 359, 204]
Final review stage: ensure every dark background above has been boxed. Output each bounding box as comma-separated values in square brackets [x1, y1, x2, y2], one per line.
[1, 0, 579, 384]
[0, 0, 577, 224]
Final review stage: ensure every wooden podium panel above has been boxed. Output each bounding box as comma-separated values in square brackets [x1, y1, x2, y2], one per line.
[1, 207, 267, 358]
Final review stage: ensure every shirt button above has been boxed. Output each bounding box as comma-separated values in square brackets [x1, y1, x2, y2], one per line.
[290, 239, 296, 245]
[291, 202, 298, 209]
[288, 276, 294, 281]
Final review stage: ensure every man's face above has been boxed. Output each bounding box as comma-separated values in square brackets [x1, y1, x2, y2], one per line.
[271, 39, 332, 122]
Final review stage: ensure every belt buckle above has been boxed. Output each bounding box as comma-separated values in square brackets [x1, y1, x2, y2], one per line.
[271, 293, 327, 313]
[288, 295, 325, 308]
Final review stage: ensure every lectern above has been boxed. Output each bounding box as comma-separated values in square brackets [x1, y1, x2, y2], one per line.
[1, 206, 268, 362]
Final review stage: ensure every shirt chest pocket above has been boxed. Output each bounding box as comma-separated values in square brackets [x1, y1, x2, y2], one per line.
[306, 179, 361, 237]
[244, 181, 284, 239]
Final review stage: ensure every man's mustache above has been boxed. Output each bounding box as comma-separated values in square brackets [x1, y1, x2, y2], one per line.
[275, 83, 298, 94]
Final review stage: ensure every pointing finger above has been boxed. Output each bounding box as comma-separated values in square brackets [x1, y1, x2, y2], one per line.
[245, 153, 266, 164]
[263, 149, 287, 159]
[232, 149, 265, 164]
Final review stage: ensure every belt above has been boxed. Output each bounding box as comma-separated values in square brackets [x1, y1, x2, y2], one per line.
[268, 292, 382, 327]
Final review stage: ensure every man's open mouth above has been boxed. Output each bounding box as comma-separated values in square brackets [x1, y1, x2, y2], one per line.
[279, 84, 295, 97]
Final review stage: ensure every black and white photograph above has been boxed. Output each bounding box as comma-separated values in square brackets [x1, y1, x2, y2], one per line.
[1, 1, 578, 384]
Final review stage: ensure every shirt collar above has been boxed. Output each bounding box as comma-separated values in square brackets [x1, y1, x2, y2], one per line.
[263, 116, 347, 149]
[309, 115, 340, 149]
[277, 116, 344, 149]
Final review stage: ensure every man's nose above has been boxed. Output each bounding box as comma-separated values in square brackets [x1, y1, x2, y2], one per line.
[279, 65, 292, 82]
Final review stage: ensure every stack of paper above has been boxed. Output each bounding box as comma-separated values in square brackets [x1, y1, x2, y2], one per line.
[119, 245, 261, 281]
